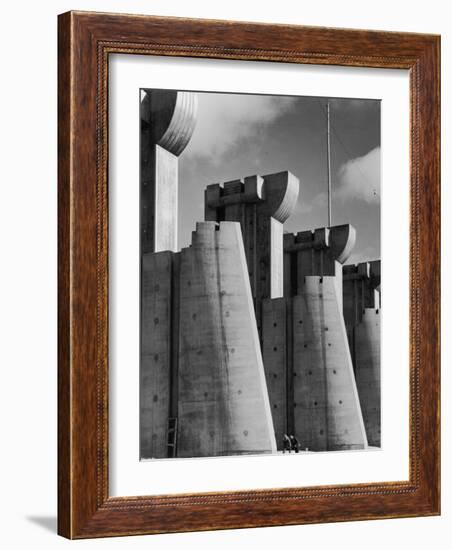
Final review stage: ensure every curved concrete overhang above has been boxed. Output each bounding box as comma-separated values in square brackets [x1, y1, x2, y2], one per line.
[141, 89, 198, 156]
[329, 224, 356, 264]
[261, 171, 300, 223]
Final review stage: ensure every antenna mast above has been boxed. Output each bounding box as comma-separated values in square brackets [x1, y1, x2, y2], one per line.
[326, 100, 332, 227]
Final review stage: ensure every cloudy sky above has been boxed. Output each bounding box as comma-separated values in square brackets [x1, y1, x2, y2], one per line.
[176, 91, 380, 264]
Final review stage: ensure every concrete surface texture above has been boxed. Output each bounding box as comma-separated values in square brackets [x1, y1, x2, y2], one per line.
[343, 261, 381, 446]
[292, 277, 368, 450]
[258, 225, 367, 450]
[261, 298, 288, 446]
[205, 171, 299, 330]
[355, 309, 381, 446]
[140, 89, 379, 458]
[140, 90, 198, 253]
[140, 222, 277, 458]
[140, 251, 175, 458]
[177, 222, 276, 457]
[284, 224, 356, 311]
[287, 225, 367, 450]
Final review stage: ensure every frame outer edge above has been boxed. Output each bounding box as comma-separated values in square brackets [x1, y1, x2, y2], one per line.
[423, 36, 441, 515]
[409, 37, 441, 517]
[57, 11, 73, 539]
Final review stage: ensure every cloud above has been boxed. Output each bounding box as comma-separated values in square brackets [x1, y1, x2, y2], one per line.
[336, 146, 380, 204]
[184, 93, 297, 159]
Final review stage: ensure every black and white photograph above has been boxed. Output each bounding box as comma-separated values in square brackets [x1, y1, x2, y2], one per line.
[139, 89, 381, 459]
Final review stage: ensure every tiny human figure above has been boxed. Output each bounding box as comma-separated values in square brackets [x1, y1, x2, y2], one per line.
[289, 435, 300, 453]
[282, 434, 292, 453]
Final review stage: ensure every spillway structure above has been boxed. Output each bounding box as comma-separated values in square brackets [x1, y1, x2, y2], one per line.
[140, 89, 378, 458]
[141, 222, 277, 459]
[206, 176, 368, 452]
[280, 226, 368, 451]
[140, 91, 276, 458]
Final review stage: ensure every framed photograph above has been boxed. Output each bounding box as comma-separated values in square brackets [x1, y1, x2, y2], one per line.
[58, 11, 440, 538]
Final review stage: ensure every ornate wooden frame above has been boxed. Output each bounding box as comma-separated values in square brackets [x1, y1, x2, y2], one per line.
[58, 10, 440, 539]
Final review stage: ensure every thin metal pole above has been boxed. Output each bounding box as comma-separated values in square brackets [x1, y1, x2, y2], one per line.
[326, 100, 332, 227]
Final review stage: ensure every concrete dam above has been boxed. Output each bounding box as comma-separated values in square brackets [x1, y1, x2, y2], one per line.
[140, 89, 381, 459]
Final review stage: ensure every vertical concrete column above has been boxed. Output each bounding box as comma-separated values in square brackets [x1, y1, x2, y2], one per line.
[177, 222, 276, 457]
[141, 89, 198, 253]
[343, 260, 381, 446]
[205, 171, 299, 330]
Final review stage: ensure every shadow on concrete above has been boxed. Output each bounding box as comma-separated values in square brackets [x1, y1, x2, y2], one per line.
[26, 516, 57, 533]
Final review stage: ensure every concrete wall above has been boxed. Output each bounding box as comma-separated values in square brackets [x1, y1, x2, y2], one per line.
[278, 224, 367, 451]
[177, 222, 276, 457]
[355, 309, 381, 446]
[140, 148, 377, 456]
[205, 171, 299, 331]
[292, 277, 368, 451]
[140, 251, 175, 459]
[262, 298, 288, 449]
[284, 225, 356, 299]
[140, 89, 198, 458]
[261, 276, 369, 451]
[343, 261, 381, 446]
[343, 261, 380, 333]
[141, 221, 276, 458]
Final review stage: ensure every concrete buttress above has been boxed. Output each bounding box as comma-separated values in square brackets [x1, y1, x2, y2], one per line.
[292, 277, 367, 450]
[177, 222, 277, 457]
[343, 261, 381, 446]
[283, 225, 368, 451]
